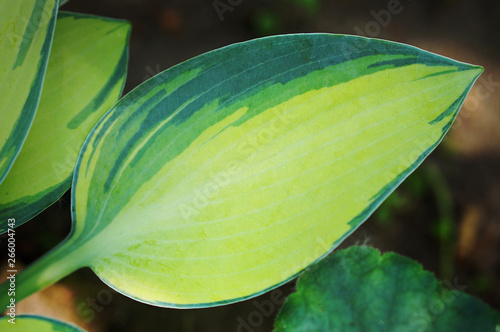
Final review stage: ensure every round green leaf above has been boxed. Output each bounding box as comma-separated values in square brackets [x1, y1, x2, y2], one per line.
[274, 246, 500, 331]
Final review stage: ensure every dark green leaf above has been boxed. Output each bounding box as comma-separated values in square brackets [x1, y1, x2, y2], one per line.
[274, 246, 500, 332]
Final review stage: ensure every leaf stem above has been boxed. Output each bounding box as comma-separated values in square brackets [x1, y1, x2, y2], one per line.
[425, 162, 455, 281]
[0, 236, 87, 310]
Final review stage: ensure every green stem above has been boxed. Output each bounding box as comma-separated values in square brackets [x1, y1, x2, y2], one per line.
[0, 236, 87, 310]
[425, 162, 455, 281]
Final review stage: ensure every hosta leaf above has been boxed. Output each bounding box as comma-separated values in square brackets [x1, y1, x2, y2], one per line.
[0, 0, 58, 185]
[0, 12, 130, 233]
[0, 315, 86, 332]
[0, 34, 482, 308]
[274, 246, 500, 331]
[68, 34, 481, 307]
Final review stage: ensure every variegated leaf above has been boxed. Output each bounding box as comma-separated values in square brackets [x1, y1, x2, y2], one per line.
[0, 34, 482, 309]
[0, 315, 86, 332]
[0, 0, 58, 184]
[0, 12, 130, 233]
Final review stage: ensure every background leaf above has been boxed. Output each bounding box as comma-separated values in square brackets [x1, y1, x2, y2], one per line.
[0, 12, 130, 233]
[0, 314, 86, 332]
[274, 246, 500, 331]
[0, 0, 58, 185]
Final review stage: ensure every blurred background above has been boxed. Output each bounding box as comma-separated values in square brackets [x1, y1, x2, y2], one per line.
[1, 0, 499, 331]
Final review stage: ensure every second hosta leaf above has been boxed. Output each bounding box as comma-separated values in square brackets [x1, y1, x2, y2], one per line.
[0, 0, 58, 185]
[0, 12, 130, 233]
[0, 315, 85, 332]
[15, 34, 481, 307]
